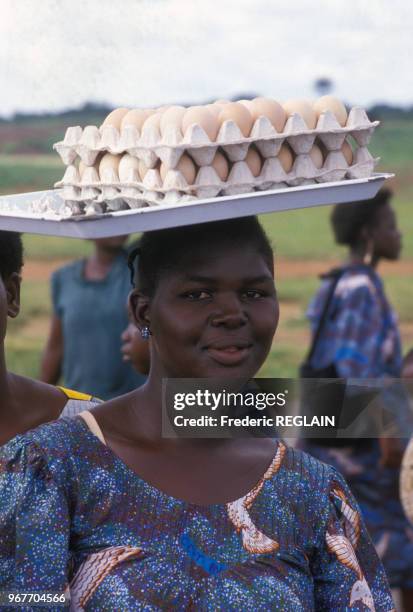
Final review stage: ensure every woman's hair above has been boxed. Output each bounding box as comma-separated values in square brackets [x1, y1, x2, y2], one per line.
[128, 217, 273, 296]
[331, 188, 392, 247]
[0, 231, 23, 280]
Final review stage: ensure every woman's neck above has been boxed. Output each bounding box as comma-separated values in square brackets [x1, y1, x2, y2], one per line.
[85, 245, 121, 280]
[347, 247, 380, 269]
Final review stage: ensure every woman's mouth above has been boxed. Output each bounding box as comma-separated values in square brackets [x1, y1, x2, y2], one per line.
[205, 343, 252, 366]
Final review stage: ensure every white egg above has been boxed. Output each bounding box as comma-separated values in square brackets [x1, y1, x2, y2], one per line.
[313, 95, 348, 127]
[245, 148, 262, 177]
[160, 153, 197, 185]
[99, 153, 122, 178]
[249, 98, 286, 132]
[283, 99, 317, 129]
[118, 154, 141, 182]
[218, 102, 254, 137]
[182, 106, 219, 141]
[142, 112, 162, 132]
[101, 108, 129, 130]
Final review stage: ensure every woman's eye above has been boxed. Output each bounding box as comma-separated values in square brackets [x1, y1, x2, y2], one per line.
[243, 290, 264, 299]
[183, 290, 211, 300]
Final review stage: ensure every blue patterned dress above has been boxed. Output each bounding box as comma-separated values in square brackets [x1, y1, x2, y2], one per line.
[0, 415, 394, 611]
[303, 264, 413, 589]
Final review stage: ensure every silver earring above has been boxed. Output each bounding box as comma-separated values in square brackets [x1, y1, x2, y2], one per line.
[140, 326, 151, 340]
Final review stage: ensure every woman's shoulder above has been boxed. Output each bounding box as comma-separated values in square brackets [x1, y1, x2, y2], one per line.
[0, 416, 90, 478]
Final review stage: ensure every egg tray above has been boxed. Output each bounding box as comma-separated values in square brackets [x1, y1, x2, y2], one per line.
[54, 107, 379, 170]
[56, 146, 378, 214]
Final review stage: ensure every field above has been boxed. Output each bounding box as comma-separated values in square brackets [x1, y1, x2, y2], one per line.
[1, 116, 412, 379]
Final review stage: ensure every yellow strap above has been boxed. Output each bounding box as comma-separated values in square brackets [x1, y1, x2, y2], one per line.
[57, 386, 94, 402]
[78, 410, 107, 446]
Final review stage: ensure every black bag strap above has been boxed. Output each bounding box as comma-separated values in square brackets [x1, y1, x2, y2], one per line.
[305, 268, 345, 363]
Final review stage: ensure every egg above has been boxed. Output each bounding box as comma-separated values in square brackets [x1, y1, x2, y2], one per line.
[309, 144, 324, 169]
[341, 140, 353, 165]
[211, 151, 229, 180]
[245, 148, 262, 177]
[283, 99, 317, 129]
[101, 108, 129, 130]
[205, 104, 223, 118]
[218, 102, 253, 137]
[118, 154, 141, 182]
[237, 99, 253, 110]
[99, 153, 121, 177]
[138, 160, 151, 179]
[248, 97, 286, 132]
[120, 109, 152, 131]
[313, 95, 348, 127]
[182, 106, 219, 141]
[277, 145, 294, 173]
[142, 112, 162, 132]
[78, 160, 86, 178]
[160, 106, 186, 137]
[160, 153, 197, 185]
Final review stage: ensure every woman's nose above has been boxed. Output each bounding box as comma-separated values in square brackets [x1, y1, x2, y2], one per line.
[210, 294, 247, 328]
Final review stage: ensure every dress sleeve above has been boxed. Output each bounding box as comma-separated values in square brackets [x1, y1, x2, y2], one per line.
[331, 283, 383, 379]
[0, 436, 71, 594]
[312, 469, 395, 611]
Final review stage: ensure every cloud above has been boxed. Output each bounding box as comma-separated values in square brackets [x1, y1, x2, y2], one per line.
[0, 0, 411, 116]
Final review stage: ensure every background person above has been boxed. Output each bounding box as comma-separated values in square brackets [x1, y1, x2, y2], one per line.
[0, 231, 98, 445]
[0, 218, 394, 610]
[41, 236, 147, 399]
[302, 188, 413, 610]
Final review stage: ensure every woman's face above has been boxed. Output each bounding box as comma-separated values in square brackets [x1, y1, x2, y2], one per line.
[135, 244, 279, 379]
[370, 203, 402, 260]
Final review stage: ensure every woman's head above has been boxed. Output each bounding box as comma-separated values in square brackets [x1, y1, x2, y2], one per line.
[129, 217, 278, 379]
[331, 188, 402, 262]
[0, 231, 23, 342]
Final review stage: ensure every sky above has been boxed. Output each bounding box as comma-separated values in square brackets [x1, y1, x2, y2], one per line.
[0, 0, 412, 117]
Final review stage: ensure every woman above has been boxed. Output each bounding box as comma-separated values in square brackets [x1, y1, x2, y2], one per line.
[0, 231, 98, 446]
[41, 236, 147, 399]
[302, 188, 413, 609]
[0, 218, 394, 610]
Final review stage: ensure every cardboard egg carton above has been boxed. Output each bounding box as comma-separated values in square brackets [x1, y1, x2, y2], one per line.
[54, 107, 379, 170]
[55, 146, 378, 212]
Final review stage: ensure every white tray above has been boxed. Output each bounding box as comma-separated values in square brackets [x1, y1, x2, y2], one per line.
[0, 173, 392, 238]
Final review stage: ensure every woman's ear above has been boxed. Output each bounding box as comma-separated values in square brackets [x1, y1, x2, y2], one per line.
[128, 289, 150, 331]
[5, 273, 21, 318]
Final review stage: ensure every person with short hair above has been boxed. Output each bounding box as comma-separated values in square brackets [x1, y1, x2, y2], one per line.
[0, 218, 394, 609]
[302, 189, 413, 609]
[0, 231, 98, 445]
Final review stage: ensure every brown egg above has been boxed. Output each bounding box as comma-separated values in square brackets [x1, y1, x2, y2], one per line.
[138, 160, 151, 179]
[283, 99, 317, 129]
[160, 106, 186, 137]
[182, 106, 219, 141]
[218, 102, 253, 137]
[249, 98, 286, 132]
[277, 145, 294, 172]
[160, 153, 197, 185]
[142, 112, 162, 132]
[313, 95, 348, 127]
[245, 148, 262, 177]
[78, 160, 86, 177]
[341, 140, 353, 165]
[309, 144, 324, 169]
[99, 153, 121, 176]
[101, 108, 129, 130]
[211, 151, 229, 180]
[120, 109, 152, 131]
